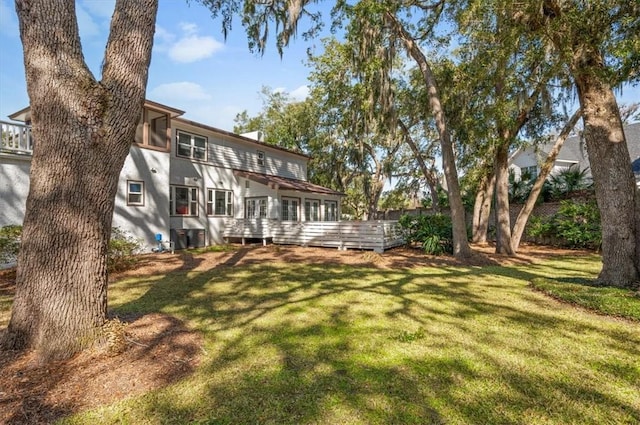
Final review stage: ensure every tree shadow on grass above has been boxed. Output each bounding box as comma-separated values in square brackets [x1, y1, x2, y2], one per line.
[0, 253, 207, 425]
[0, 313, 203, 425]
[94, 254, 640, 424]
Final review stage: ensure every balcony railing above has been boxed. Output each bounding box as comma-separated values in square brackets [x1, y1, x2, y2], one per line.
[1, 120, 33, 155]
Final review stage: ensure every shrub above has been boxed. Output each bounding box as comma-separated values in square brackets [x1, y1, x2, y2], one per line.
[527, 200, 601, 250]
[108, 227, 143, 273]
[0, 225, 142, 272]
[399, 213, 453, 255]
[0, 225, 22, 264]
[548, 166, 593, 200]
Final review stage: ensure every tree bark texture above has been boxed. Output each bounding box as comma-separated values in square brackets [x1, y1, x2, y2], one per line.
[510, 108, 582, 252]
[5, 0, 158, 362]
[386, 11, 471, 258]
[572, 52, 639, 288]
[472, 171, 495, 244]
[494, 142, 514, 255]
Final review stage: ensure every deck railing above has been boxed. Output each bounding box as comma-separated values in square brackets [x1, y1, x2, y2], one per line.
[0, 120, 33, 155]
[223, 218, 273, 245]
[223, 218, 404, 252]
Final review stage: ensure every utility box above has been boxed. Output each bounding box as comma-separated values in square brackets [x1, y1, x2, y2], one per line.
[187, 229, 206, 248]
[170, 229, 188, 250]
[170, 228, 205, 250]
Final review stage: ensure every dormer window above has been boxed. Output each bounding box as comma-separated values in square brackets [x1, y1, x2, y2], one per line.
[257, 150, 265, 167]
[135, 108, 170, 150]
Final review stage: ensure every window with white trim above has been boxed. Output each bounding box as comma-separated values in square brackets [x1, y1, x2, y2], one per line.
[246, 197, 267, 219]
[305, 199, 320, 221]
[281, 197, 299, 221]
[207, 189, 233, 216]
[170, 185, 198, 216]
[127, 180, 144, 206]
[176, 131, 207, 161]
[257, 150, 265, 167]
[325, 200, 338, 221]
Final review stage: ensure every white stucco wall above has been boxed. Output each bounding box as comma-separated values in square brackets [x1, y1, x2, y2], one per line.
[0, 154, 30, 228]
[112, 146, 171, 251]
[0, 147, 171, 252]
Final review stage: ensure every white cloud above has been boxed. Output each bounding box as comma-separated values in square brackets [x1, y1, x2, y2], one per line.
[0, 0, 18, 37]
[271, 85, 309, 101]
[168, 34, 224, 63]
[179, 22, 199, 36]
[149, 82, 212, 102]
[156, 22, 224, 63]
[76, 4, 100, 40]
[81, 0, 115, 18]
[153, 25, 175, 53]
[290, 85, 310, 101]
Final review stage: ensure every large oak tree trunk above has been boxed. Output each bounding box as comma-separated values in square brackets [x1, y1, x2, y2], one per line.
[472, 171, 495, 244]
[494, 142, 514, 255]
[572, 53, 639, 288]
[4, 0, 157, 362]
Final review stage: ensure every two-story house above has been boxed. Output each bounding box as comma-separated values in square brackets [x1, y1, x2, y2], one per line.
[1, 100, 345, 251]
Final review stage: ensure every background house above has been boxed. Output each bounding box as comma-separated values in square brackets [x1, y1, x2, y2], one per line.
[509, 122, 640, 187]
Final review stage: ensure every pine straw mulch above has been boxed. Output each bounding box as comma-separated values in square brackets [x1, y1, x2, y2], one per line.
[0, 243, 591, 424]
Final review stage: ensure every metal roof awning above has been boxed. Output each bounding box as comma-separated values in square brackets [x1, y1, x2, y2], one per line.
[233, 169, 344, 196]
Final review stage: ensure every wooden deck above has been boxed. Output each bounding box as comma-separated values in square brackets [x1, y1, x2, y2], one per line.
[223, 219, 404, 253]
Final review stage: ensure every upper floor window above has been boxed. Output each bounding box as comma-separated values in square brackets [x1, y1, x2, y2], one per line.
[177, 131, 207, 161]
[207, 189, 233, 216]
[170, 185, 198, 216]
[127, 180, 144, 206]
[257, 150, 265, 167]
[282, 197, 299, 221]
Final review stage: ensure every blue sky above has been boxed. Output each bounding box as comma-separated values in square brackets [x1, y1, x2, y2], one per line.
[0, 0, 331, 131]
[0, 1, 637, 132]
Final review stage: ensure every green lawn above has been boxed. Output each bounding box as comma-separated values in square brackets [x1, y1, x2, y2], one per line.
[26, 253, 640, 423]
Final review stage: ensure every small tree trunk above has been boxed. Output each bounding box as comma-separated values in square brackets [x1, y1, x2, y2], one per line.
[472, 171, 495, 244]
[572, 53, 638, 288]
[511, 108, 582, 252]
[386, 11, 471, 258]
[399, 119, 440, 212]
[4, 0, 157, 362]
[494, 142, 514, 255]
